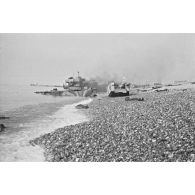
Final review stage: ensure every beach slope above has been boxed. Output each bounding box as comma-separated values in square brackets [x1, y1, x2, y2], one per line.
[31, 89, 195, 162]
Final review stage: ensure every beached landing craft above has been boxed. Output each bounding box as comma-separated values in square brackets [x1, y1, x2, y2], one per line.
[62, 72, 97, 97]
[107, 81, 130, 97]
[34, 72, 97, 97]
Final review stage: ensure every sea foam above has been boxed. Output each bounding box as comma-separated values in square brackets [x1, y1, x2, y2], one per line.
[0, 98, 92, 162]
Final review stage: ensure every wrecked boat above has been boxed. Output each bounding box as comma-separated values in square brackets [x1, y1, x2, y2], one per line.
[35, 72, 97, 97]
[62, 72, 97, 97]
[107, 82, 130, 97]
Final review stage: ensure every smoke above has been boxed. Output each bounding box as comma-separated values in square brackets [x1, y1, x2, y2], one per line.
[90, 72, 122, 84]
[90, 34, 195, 84]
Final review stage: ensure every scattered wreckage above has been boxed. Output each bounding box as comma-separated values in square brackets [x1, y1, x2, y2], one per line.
[155, 88, 169, 92]
[125, 97, 144, 101]
[75, 104, 89, 109]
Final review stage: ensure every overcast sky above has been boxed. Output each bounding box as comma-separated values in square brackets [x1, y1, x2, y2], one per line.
[0, 33, 195, 85]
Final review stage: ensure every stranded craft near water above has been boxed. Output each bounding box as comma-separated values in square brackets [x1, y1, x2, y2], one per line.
[34, 72, 97, 97]
[107, 81, 130, 97]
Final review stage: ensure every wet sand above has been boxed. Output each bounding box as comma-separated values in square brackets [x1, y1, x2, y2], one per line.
[31, 88, 195, 162]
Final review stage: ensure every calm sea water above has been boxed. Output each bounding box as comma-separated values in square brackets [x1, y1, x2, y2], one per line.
[0, 84, 91, 161]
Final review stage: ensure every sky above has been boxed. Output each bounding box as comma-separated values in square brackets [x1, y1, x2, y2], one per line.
[0, 33, 195, 85]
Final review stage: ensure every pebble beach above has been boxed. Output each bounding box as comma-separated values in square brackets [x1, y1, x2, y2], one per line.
[31, 88, 195, 162]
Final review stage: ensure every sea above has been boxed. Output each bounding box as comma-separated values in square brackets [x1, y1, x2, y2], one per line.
[0, 84, 92, 161]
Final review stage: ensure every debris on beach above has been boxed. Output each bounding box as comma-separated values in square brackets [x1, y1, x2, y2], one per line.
[75, 104, 89, 109]
[155, 89, 169, 92]
[125, 97, 144, 101]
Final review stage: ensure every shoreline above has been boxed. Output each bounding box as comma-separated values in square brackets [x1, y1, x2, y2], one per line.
[31, 97, 93, 162]
[0, 97, 92, 162]
[30, 88, 195, 162]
